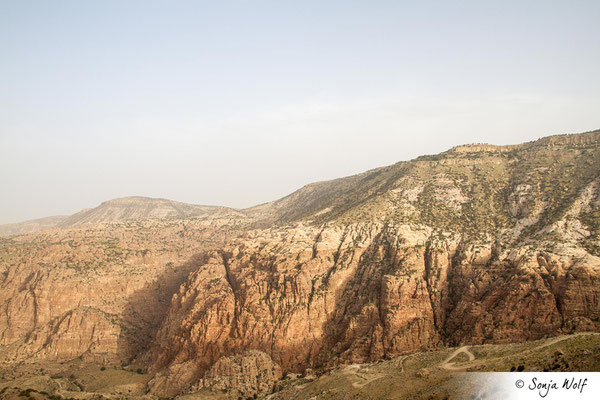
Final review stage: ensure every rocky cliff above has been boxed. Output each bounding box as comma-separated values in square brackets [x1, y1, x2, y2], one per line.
[146, 224, 599, 396]
[146, 130, 600, 396]
[1, 130, 599, 398]
[0, 214, 252, 367]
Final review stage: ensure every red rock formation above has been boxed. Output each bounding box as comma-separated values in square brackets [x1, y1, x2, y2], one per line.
[146, 223, 600, 395]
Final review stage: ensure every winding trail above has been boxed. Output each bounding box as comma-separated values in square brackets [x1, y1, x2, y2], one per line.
[292, 333, 599, 395]
[351, 372, 386, 388]
[347, 334, 598, 388]
[440, 346, 475, 371]
[340, 364, 387, 389]
[439, 332, 599, 371]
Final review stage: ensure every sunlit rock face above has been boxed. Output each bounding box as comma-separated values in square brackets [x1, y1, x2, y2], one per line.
[146, 222, 600, 395]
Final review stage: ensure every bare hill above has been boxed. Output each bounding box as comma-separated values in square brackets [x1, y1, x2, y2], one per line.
[0, 215, 69, 236]
[58, 196, 230, 227]
[0, 196, 239, 236]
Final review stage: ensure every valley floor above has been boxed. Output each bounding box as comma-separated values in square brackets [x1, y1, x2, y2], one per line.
[1, 333, 599, 400]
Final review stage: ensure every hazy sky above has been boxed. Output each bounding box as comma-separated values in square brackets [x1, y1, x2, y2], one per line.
[1, 0, 599, 224]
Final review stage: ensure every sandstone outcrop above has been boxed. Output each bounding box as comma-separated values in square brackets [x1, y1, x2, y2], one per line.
[149, 350, 283, 398]
[146, 223, 600, 395]
[201, 351, 282, 397]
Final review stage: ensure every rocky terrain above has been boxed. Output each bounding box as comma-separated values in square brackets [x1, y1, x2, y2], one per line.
[1, 129, 599, 399]
[1, 333, 598, 399]
[0, 213, 252, 365]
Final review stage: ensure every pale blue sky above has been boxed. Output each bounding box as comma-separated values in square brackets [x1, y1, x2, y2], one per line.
[1, 0, 599, 223]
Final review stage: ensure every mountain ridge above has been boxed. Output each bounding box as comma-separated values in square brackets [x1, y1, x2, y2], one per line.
[3, 129, 599, 236]
[0, 196, 241, 236]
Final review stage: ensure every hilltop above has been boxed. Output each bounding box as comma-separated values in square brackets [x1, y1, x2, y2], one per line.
[0, 197, 241, 236]
[0, 215, 69, 237]
[57, 196, 238, 227]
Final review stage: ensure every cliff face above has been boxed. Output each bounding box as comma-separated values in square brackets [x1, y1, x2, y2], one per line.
[0, 215, 251, 365]
[145, 131, 600, 396]
[1, 130, 599, 398]
[146, 223, 600, 396]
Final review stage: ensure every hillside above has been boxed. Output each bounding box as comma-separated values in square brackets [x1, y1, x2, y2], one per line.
[0, 216, 69, 237]
[0, 197, 241, 237]
[251, 130, 600, 241]
[0, 129, 599, 399]
[57, 196, 235, 227]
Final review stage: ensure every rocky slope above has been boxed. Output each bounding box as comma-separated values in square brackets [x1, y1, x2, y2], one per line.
[0, 130, 599, 398]
[0, 213, 253, 367]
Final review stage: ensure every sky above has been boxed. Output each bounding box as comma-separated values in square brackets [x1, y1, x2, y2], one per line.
[1, 0, 599, 224]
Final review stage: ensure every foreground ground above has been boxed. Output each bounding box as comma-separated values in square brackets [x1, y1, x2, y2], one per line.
[1, 333, 599, 399]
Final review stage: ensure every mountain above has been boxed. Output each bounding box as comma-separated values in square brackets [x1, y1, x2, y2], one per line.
[147, 130, 600, 396]
[0, 215, 69, 237]
[250, 129, 600, 235]
[0, 196, 240, 237]
[0, 129, 599, 399]
[57, 196, 234, 227]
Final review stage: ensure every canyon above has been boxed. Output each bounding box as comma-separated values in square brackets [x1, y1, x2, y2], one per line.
[1, 130, 599, 399]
